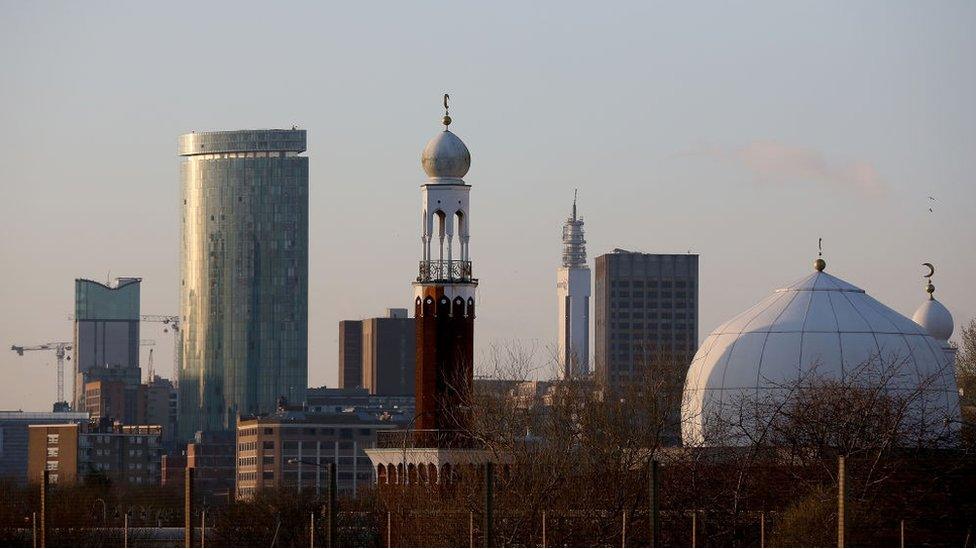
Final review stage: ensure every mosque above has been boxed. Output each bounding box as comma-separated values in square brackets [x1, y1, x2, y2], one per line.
[681, 256, 961, 446]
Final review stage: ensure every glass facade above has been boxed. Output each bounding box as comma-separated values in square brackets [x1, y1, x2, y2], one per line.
[178, 130, 308, 440]
[73, 278, 141, 410]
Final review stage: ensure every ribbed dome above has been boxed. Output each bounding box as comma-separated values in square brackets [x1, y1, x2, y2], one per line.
[421, 130, 471, 180]
[682, 268, 960, 446]
[913, 298, 954, 342]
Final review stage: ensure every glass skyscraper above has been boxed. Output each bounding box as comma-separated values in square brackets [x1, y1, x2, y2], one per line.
[178, 129, 308, 439]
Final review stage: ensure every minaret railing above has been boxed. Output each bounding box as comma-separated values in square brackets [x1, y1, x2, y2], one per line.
[418, 260, 474, 282]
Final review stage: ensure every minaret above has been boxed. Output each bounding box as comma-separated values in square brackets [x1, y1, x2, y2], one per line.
[557, 191, 591, 378]
[414, 95, 477, 432]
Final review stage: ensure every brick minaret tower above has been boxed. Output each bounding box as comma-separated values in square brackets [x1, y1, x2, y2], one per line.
[413, 95, 477, 432]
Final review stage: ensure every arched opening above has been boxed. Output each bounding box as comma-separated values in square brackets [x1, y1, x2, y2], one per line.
[388, 463, 398, 485]
[428, 463, 438, 485]
[455, 210, 466, 262]
[407, 463, 418, 484]
[377, 464, 387, 485]
[434, 210, 447, 263]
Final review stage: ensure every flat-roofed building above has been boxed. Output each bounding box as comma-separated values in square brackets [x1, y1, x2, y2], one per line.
[27, 421, 163, 485]
[594, 250, 699, 388]
[0, 411, 89, 484]
[236, 409, 401, 499]
[338, 320, 363, 389]
[362, 309, 415, 396]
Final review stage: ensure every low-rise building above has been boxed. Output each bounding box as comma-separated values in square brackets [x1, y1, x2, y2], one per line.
[306, 386, 414, 419]
[27, 421, 163, 485]
[0, 411, 89, 484]
[188, 430, 235, 500]
[236, 409, 402, 499]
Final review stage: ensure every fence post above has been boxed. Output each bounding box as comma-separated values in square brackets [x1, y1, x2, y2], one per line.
[39, 470, 48, 548]
[622, 510, 627, 548]
[310, 512, 315, 548]
[201, 509, 206, 548]
[469, 511, 474, 548]
[542, 510, 547, 548]
[326, 462, 337, 548]
[649, 459, 660, 548]
[691, 510, 696, 549]
[837, 456, 846, 549]
[184, 467, 195, 548]
[484, 462, 494, 548]
[760, 511, 765, 548]
[900, 519, 904, 548]
[124, 512, 129, 548]
[386, 511, 391, 548]
[32, 512, 37, 548]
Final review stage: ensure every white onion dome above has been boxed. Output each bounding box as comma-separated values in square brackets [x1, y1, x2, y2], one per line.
[912, 287, 954, 342]
[421, 129, 471, 180]
[682, 260, 960, 446]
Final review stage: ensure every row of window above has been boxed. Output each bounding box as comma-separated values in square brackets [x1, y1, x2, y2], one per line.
[613, 311, 692, 320]
[611, 301, 693, 310]
[611, 323, 692, 331]
[614, 291, 691, 299]
[610, 280, 692, 288]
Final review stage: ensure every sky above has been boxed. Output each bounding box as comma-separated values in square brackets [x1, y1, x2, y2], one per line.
[1, 1, 974, 412]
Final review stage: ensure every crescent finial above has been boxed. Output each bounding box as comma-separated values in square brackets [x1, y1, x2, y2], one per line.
[922, 262, 935, 299]
[442, 94, 451, 128]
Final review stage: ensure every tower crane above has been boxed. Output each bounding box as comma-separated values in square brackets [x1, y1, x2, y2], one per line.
[140, 315, 180, 386]
[10, 342, 71, 407]
[10, 339, 157, 410]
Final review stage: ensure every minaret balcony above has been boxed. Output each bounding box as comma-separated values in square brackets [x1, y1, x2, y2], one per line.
[418, 260, 475, 283]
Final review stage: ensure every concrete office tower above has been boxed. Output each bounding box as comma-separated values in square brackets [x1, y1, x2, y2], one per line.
[178, 129, 309, 439]
[338, 320, 364, 389]
[73, 277, 141, 411]
[413, 104, 477, 432]
[363, 308, 415, 396]
[594, 251, 699, 388]
[556, 195, 591, 379]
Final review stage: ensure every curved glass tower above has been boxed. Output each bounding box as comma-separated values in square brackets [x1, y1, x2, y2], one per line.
[178, 129, 308, 439]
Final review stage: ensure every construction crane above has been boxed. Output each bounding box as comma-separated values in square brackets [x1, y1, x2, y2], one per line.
[10, 339, 157, 410]
[10, 342, 71, 407]
[140, 315, 180, 386]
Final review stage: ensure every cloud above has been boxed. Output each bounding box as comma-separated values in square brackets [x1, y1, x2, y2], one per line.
[692, 141, 886, 196]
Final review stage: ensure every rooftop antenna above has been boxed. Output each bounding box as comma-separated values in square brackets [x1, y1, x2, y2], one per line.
[573, 189, 578, 220]
[442, 93, 451, 129]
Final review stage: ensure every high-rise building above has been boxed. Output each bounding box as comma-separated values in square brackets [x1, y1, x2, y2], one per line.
[73, 278, 141, 411]
[362, 308, 415, 396]
[178, 129, 309, 439]
[556, 194, 591, 379]
[338, 320, 363, 389]
[594, 250, 699, 387]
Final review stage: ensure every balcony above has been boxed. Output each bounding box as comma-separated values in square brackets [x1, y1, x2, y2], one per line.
[375, 429, 476, 449]
[418, 260, 475, 283]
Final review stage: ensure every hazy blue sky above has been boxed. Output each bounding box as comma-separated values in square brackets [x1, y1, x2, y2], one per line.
[2, 1, 974, 412]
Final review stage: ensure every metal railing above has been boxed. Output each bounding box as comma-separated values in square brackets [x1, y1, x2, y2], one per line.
[375, 429, 475, 449]
[418, 260, 474, 282]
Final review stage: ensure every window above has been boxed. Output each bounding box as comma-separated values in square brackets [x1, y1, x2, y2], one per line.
[45, 461, 58, 471]
[48, 474, 59, 484]
[263, 441, 274, 449]
[47, 434, 59, 445]
[46, 447, 59, 458]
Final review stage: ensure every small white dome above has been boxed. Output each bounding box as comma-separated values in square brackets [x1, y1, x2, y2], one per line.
[421, 130, 471, 180]
[913, 298, 954, 342]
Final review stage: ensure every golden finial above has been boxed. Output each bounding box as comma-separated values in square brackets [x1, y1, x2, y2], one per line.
[923, 262, 935, 300]
[814, 237, 826, 272]
[442, 93, 451, 128]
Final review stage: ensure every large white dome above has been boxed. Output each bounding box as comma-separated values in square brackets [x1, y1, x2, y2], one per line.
[682, 266, 960, 446]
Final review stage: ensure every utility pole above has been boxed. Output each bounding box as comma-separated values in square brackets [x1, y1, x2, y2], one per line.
[185, 467, 195, 548]
[648, 459, 660, 548]
[124, 512, 129, 548]
[622, 510, 627, 548]
[760, 512, 765, 548]
[542, 511, 547, 548]
[310, 512, 315, 548]
[838, 456, 847, 549]
[32, 512, 36, 548]
[484, 463, 494, 548]
[326, 463, 337, 547]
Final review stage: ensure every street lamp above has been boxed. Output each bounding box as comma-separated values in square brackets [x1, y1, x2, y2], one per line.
[288, 458, 337, 547]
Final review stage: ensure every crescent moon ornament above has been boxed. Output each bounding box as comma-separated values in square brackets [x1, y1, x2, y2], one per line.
[923, 262, 935, 279]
